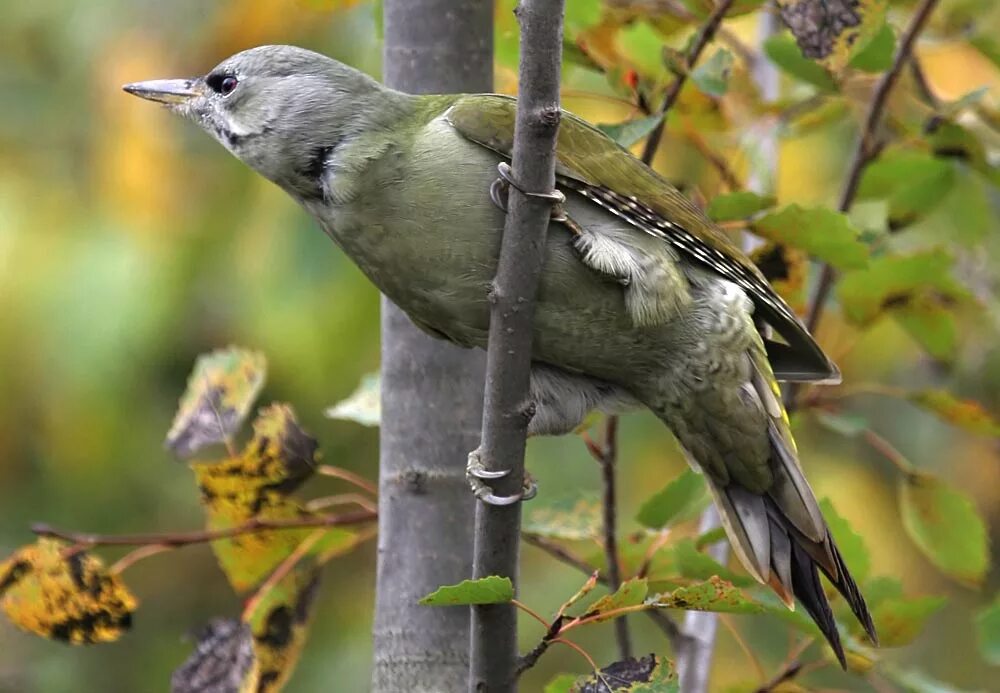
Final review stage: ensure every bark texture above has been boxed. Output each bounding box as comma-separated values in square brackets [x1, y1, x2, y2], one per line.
[373, 3, 492, 691]
[468, 2, 565, 691]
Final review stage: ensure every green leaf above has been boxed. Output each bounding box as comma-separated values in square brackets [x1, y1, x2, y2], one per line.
[690, 49, 733, 97]
[908, 390, 1000, 437]
[524, 491, 601, 540]
[649, 576, 763, 614]
[894, 299, 961, 362]
[166, 347, 267, 457]
[836, 250, 968, 325]
[706, 191, 777, 222]
[636, 469, 709, 529]
[544, 673, 579, 693]
[939, 167, 994, 245]
[819, 498, 870, 583]
[661, 539, 754, 587]
[419, 576, 514, 606]
[849, 22, 895, 72]
[763, 34, 838, 92]
[325, 372, 380, 427]
[857, 151, 956, 228]
[975, 594, 1000, 665]
[575, 654, 678, 693]
[596, 114, 664, 149]
[756, 590, 822, 638]
[899, 473, 989, 585]
[754, 205, 868, 270]
[872, 594, 946, 647]
[582, 578, 649, 621]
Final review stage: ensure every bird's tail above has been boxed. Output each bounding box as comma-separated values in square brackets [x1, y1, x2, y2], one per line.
[704, 474, 877, 666]
[675, 347, 877, 667]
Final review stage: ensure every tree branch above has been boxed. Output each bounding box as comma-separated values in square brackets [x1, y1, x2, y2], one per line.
[640, 0, 738, 165]
[596, 416, 632, 659]
[468, 2, 566, 690]
[32, 508, 377, 548]
[797, 0, 941, 358]
[523, 533, 688, 653]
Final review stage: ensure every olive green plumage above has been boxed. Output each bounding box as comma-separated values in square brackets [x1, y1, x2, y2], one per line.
[124, 45, 875, 664]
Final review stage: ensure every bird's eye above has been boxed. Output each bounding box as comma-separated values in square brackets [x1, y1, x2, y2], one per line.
[207, 73, 239, 96]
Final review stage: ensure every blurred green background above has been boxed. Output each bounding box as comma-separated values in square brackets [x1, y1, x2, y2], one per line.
[1, 1, 998, 691]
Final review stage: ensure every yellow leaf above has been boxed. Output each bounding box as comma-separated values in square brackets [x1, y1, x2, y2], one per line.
[0, 539, 137, 644]
[245, 567, 321, 693]
[167, 347, 267, 458]
[191, 404, 327, 592]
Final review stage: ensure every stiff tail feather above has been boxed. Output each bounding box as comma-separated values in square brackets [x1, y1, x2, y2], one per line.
[699, 349, 877, 667]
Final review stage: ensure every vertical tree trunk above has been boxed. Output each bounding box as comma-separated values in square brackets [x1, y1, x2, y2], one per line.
[468, 2, 566, 691]
[373, 3, 492, 691]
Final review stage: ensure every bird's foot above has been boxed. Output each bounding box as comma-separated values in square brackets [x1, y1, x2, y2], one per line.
[466, 448, 537, 506]
[489, 163, 580, 234]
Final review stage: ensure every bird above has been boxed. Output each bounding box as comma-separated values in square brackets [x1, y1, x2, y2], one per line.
[124, 44, 876, 664]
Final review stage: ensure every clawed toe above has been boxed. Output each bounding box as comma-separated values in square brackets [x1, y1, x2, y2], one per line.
[466, 448, 537, 506]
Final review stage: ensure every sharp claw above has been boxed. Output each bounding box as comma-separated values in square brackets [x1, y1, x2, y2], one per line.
[466, 448, 537, 506]
[469, 467, 510, 480]
[476, 490, 525, 506]
[489, 177, 509, 212]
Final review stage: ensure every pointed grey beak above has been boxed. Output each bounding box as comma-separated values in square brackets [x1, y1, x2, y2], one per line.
[123, 79, 201, 105]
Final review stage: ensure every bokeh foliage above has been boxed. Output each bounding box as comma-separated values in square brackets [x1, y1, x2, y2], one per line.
[1, 0, 999, 691]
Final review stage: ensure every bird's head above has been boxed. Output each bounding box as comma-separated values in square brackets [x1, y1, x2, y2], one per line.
[124, 45, 389, 198]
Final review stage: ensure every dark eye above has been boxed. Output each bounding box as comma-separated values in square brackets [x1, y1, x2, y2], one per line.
[207, 73, 239, 96]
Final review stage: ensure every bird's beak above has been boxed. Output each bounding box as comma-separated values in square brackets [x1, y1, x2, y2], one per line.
[122, 79, 201, 105]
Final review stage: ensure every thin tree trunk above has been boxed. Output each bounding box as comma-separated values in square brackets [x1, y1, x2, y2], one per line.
[468, 2, 566, 691]
[373, 3, 492, 691]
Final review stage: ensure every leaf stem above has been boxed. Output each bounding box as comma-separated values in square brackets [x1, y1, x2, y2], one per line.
[241, 528, 326, 621]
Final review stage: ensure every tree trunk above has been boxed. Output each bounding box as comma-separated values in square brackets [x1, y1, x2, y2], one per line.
[372, 3, 492, 691]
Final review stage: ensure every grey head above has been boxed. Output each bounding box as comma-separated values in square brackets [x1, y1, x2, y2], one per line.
[124, 45, 393, 199]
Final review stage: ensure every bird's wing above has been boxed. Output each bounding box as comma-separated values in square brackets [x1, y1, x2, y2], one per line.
[445, 94, 839, 384]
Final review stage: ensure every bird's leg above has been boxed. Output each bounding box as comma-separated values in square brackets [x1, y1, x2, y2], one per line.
[489, 162, 583, 235]
[466, 447, 537, 506]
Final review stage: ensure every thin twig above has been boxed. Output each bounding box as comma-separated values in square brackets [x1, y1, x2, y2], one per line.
[596, 416, 633, 659]
[316, 464, 378, 496]
[32, 508, 377, 548]
[684, 126, 743, 191]
[863, 428, 917, 478]
[110, 544, 175, 574]
[523, 533, 600, 576]
[516, 613, 562, 675]
[798, 0, 941, 349]
[753, 660, 803, 693]
[241, 528, 326, 621]
[718, 615, 766, 681]
[305, 492, 378, 514]
[523, 532, 687, 652]
[640, 0, 738, 165]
